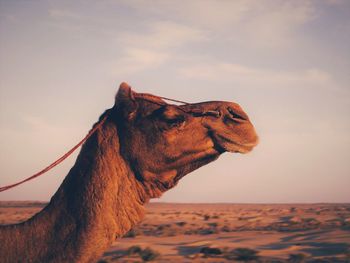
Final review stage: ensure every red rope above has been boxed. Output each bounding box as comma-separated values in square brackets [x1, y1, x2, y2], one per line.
[0, 94, 189, 193]
[159, 96, 189, 105]
[134, 94, 190, 105]
[0, 115, 108, 193]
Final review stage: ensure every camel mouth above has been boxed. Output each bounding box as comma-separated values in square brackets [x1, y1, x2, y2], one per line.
[214, 133, 259, 154]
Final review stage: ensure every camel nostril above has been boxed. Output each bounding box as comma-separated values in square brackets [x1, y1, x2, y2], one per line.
[227, 107, 247, 121]
[205, 110, 221, 118]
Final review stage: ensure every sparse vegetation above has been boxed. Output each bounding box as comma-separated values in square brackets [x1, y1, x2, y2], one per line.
[124, 228, 138, 238]
[3, 203, 350, 262]
[200, 246, 222, 257]
[221, 225, 231, 232]
[126, 245, 142, 255]
[199, 228, 217, 235]
[207, 222, 218, 228]
[288, 253, 306, 262]
[119, 246, 160, 262]
[175, 221, 186, 227]
[139, 247, 160, 261]
[228, 248, 260, 261]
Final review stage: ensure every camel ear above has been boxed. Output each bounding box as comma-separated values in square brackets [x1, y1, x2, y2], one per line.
[115, 82, 137, 120]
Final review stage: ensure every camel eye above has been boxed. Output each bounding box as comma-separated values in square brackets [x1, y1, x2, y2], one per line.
[163, 115, 185, 127]
[152, 106, 185, 129]
[160, 112, 185, 129]
[160, 107, 184, 121]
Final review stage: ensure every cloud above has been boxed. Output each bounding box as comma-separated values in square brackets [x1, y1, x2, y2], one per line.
[17, 114, 82, 138]
[0, 14, 17, 23]
[243, 1, 315, 48]
[48, 9, 82, 20]
[324, 0, 347, 5]
[122, 0, 317, 48]
[113, 48, 170, 75]
[180, 62, 334, 90]
[113, 21, 206, 75]
[121, 0, 251, 28]
[119, 21, 206, 49]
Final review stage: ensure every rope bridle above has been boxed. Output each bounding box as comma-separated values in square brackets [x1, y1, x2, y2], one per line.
[0, 95, 221, 193]
[139, 94, 221, 118]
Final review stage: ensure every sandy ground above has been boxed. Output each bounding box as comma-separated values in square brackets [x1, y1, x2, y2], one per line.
[0, 202, 349, 262]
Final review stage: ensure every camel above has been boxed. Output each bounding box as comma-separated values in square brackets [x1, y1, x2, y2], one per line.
[0, 82, 258, 263]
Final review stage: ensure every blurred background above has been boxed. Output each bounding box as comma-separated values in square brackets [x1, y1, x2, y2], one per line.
[0, 0, 349, 202]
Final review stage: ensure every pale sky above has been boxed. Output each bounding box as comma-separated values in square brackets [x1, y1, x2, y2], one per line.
[0, 0, 349, 202]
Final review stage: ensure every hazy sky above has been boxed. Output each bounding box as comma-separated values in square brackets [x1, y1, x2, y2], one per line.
[0, 0, 349, 202]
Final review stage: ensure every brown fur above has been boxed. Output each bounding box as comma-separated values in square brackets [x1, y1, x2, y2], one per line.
[0, 83, 258, 262]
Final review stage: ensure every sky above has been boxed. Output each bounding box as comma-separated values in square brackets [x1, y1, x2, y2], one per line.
[0, 0, 349, 203]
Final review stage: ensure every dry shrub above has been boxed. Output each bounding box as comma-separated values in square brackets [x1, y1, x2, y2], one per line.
[199, 228, 218, 235]
[221, 225, 230, 232]
[126, 245, 142, 255]
[288, 253, 306, 262]
[124, 246, 160, 262]
[139, 247, 160, 261]
[200, 246, 222, 257]
[207, 222, 218, 228]
[227, 247, 260, 261]
[124, 228, 139, 238]
[175, 221, 186, 227]
[203, 214, 210, 221]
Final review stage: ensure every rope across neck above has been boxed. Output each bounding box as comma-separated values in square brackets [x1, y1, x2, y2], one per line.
[0, 94, 192, 193]
[0, 115, 108, 193]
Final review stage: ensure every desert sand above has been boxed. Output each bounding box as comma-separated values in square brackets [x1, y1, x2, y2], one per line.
[0, 202, 349, 262]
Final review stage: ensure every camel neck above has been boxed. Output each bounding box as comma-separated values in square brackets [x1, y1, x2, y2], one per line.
[0, 117, 147, 263]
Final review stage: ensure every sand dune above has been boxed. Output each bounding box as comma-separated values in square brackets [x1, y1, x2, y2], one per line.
[1, 202, 349, 262]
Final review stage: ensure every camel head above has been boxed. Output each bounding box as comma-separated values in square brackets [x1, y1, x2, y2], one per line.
[112, 83, 258, 197]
